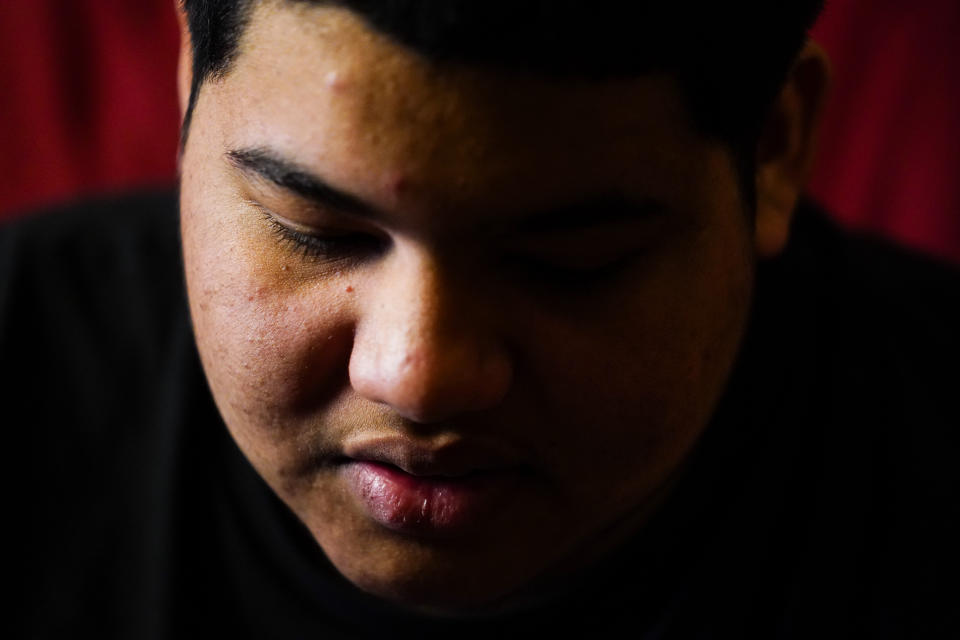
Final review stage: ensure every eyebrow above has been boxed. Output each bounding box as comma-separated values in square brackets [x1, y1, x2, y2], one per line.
[227, 147, 384, 220]
[227, 146, 665, 232]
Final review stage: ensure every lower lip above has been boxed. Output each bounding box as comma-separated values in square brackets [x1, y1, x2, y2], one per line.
[342, 461, 514, 536]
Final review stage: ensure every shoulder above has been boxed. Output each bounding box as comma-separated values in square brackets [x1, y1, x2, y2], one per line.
[764, 199, 959, 634]
[776, 198, 958, 380]
[784, 197, 959, 470]
[757, 199, 958, 440]
[0, 188, 186, 432]
[0, 188, 183, 334]
[4, 192, 228, 637]
[0, 189, 181, 304]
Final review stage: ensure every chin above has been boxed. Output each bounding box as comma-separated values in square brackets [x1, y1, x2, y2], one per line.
[351, 565, 513, 615]
[318, 531, 543, 616]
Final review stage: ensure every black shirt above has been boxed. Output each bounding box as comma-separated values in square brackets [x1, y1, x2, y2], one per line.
[5, 190, 958, 638]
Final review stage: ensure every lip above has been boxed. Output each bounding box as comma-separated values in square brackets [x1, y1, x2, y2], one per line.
[340, 436, 525, 536]
[342, 436, 521, 477]
[342, 461, 518, 536]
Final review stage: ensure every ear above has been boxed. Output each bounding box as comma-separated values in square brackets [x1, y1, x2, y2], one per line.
[175, 1, 193, 119]
[753, 40, 832, 258]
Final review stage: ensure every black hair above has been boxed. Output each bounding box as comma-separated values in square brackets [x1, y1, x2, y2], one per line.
[180, 0, 824, 211]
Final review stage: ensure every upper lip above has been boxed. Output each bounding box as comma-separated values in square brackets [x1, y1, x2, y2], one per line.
[341, 436, 522, 477]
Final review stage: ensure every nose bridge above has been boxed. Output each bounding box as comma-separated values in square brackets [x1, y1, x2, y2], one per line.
[348, 249, 512, 423]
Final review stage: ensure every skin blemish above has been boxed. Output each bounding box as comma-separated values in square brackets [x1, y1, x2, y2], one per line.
[281, 265, 289, 271]
[345, 285, 354, 293]
[247, 286, 270, 302]
[325, 70, 347, 91]
[386, 172, 409, 199]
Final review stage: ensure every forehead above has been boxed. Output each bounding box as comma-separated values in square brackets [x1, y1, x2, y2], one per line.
[203, 2, 726, 220]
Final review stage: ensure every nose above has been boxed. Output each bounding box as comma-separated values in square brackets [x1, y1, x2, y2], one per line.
[348, 251, 513, 424]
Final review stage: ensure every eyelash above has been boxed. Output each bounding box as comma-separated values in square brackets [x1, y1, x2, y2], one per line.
[501, 253, 637, 291]
[260, 211, 384, 262]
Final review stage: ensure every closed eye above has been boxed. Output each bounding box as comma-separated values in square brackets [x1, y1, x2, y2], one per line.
[506, 219, 653, 273]
[253, 203, 386, 263]
[501, 252, 641, 290]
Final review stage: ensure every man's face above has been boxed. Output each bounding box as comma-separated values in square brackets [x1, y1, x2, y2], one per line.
[180, 3, 755, 612]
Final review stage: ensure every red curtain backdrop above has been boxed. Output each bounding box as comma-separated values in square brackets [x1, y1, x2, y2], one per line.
[1, 0, 957, 263]
[807, 0, 960, 263]
[0, 1, 180, 216]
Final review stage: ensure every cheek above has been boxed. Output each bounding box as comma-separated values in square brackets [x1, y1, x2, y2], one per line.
[181, 199, 355, 436]
[524, 215, 753, 508]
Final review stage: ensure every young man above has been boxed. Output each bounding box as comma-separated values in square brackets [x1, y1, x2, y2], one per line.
[7, 1, 958, 636]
